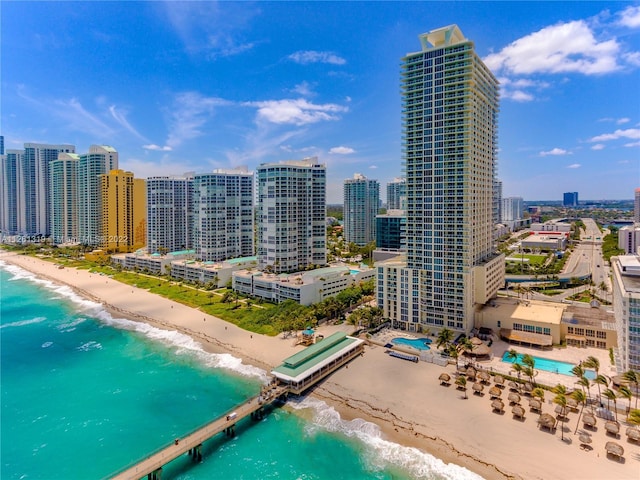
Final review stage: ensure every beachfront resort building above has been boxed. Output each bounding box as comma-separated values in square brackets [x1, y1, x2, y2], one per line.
[147, 174, 194, 254]
[78, 145, 119, 246]
[49, 153, 79, 245]
[256, 158, 326, 274]
[192, 168, 254, 262]
[387, 177, 406, 210]
[343, 174, 379, 246]
[0, 149, 24, 236]
[611, 254, 640, 372]
[233, 265, 374, 306]
[99, 169, 146, 253]
[376, 24, 505, 333]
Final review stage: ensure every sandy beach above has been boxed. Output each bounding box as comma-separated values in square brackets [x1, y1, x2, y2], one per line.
[2, 251, 638, 480]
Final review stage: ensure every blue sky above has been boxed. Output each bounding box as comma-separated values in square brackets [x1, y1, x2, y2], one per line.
[2, 1, 639, 203]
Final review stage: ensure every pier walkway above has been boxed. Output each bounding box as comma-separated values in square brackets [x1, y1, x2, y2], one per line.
[110, 384, 288, 480]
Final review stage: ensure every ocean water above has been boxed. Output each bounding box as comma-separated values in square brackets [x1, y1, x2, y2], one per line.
[0, 261, 482, 480]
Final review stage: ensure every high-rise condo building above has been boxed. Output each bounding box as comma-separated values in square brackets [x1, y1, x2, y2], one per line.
[376, 210, 407, 251]
[378, 25, 504, 333]
[147, 174, 194, 254]
[99, 169, 146, 253]
[50, 153, 79, 244]
[387, 178, 406, 210]
[493, 179, 503, 226]
[77, 145, 118, 246]
[22, 143, 76, 236]
[344, 173, 379, 246]
[192, 168, 254, 262]
[501, 197, 523, 222]
[563, 191, 578, 207]
[634, 188, 640, 224]
[611, 254, 640, 372]
[0, 149, 23, 235]
[256, 157, 326, 273]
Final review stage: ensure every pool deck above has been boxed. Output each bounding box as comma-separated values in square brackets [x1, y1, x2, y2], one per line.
[372, 328, 615, 391]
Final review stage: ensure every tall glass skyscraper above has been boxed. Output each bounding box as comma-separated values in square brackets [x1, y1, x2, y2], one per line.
[343, 173, 379, 246]
[50, 152, 79, 244]
[378, 25, 504, 333]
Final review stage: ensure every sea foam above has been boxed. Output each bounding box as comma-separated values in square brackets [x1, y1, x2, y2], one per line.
[289, 396, 484, 480]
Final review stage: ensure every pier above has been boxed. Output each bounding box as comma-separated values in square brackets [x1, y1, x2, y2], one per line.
[108, 332, 364, 480]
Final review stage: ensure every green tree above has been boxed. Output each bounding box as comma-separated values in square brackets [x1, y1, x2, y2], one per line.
[576, 376, 592, 406]
[618, 385, 633, 417]
[436, 328, 454, 350]
[602, 388, 618, 422]
[622, 370, 640, 410]
[572, 390, 588, 435]
[593, 374, 610, 407]
[628, 409, 640, 425]
[455, 375, 468, 399]
[553, 393, 568, 441]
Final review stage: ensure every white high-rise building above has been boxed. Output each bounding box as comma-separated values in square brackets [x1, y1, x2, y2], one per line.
[618, 225, 640, 255]
[0, 149, 24, 235]
[77, 145, 118, 246]
[192, 168, 254, 262]
[50, 153, 79, 244]
[387, 178, 406, 210]
[378, 25, 504, 333]
[344, 173, 379, 246]
[22, 143, 75, 236]
[501, 197, 523, 223]
[147, 174, 194, 254]
[256, 157, 326, 273]
[611, 254, 640, 372]
[634, 188, 640, 224]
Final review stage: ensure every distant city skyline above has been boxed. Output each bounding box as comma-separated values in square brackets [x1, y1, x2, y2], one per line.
[2, 2, 639, 202]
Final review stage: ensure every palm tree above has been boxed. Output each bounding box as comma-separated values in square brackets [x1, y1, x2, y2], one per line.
[457, 337, 474, 358]
[602, 388, 618, 422]
[572, 390, 588, 435]
[618, 385, 633, 417]
[456, 375, 468, 399]
[511, 362, 524, 382]
[628, 409, 640, 426]
[532, 387, 545, 416]
[593, 374, 610, 407]
[448, 344, 460, 370]
[571, 364, 584, 380]
[506, 348, 519, 363]
[576, 376, 592, 407]
[622, 370, 639, 410]
[553, 393, 568, 441]
[436, 328, 454, 350]
[553, 383, 568, 395]
[583, 355, 600, 379]
[522, 354, 537, 385]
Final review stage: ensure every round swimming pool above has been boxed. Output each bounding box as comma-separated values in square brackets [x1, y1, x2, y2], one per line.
[392, 337, 432, 351]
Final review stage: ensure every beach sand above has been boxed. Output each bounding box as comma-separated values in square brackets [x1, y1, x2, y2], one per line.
[2, 251, 638, 480]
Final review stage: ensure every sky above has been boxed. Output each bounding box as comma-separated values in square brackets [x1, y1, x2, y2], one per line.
[2, 1, 639, 203]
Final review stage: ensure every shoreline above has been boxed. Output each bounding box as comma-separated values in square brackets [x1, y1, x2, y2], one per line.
[2, 251, 637, 480]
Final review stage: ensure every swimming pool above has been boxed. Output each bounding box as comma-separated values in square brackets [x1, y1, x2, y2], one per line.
[392, 337, 432, 351]
[501, 352, 596, 379]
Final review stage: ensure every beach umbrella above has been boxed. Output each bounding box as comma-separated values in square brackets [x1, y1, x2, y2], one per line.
[478, 371, 490, 384]
[508, 381, 520, 392]
[605, 421, 620, 436]
[523, 382, 534, 393]
[489, 386, 502, 398]
[472, 382, 484, 394]
[471, 337, 483, 345]
[582, 413, 597, 429]
[605, 441, 624, 459]
[538, 413, 556, 430]
[511, 405, 525, 419]
[567, 397, 578, 411]
[528, 398, 542, 412]
[438, 373, 451, 385]
[494, 375, 505, 386]
[554, 404, 568, 418]
[508, 392, 521, 405]
[579, 433, 592, 448]
[491, 399, 504, 412]
[469, 344, 491, 357]
[625, 427, 640, 442]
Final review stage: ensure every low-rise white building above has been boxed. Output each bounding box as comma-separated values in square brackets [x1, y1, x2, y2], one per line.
[232, 265, 375, 306]
[111, 249, 195, 275]
[521, 232, 567, 251]
[171, 256, 258, 288]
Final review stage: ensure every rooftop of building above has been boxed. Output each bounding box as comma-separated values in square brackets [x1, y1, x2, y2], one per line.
[482, 296, 565, 326]
[613, 254, 640, 293]
[562, 304, 616, 331]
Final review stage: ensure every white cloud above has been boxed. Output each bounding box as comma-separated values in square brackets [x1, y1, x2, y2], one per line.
[540, 147, 572, 157]
[485, 20, 620, 76]
[291, 81, 316, 97]
[109, 105, 146, 141]
[329, 146, 355, 155]
[618, 5, 640, 28]
[507, 90, 534, 102]
[288, 50, 346, 65]
[617, 117, 631, 124]
[624, 51, 640, 66]
[246, 98, 348, 126]
[166, 92, 231, 148]
[369, 165, 378, 169]
[566, 163, 582, 169]
[143, 144, 173, 151]
[591, 144, 605, 150]
[590, 128, 640, 142]
[624, 141, 640, 147]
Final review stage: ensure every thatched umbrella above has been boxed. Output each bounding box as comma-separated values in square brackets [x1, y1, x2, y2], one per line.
[523, 382, 534, 394]
[582, 413, 597, 429]
[478, 371, 491, 384]
[605, 421, 620, 436]
[439, 372, 451, 385]
[555, 404, 568, 418]
[512, 405, 525, 419]
[508, 392, 521, 405]
[538, 413, 556, 431]
[491, 399, 504, 412]
[567, 397, 579, 412]
[508, 381, 520, 392]
[489, 386, 502, 398]
[579, 433, 592, 448]
[625, 427, 640, 442]
[466, 367, 477, 380]
[468, 343, 491, 358]
[528, 398, 542, 413]
[605, 441, 624, 459]
[494, 375, 505, 387]
[472, 382, 484, 394]
[471, 336, 484, 345]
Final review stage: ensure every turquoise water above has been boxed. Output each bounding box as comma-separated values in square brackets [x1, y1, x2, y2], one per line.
[501, 352, 596, 379]
[392, 338, 432, 351]
[0, 262, 482, 480]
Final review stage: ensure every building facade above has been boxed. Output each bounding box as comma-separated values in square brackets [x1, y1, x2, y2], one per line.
[343, 173, 379, 246]
[256, 158, 326, 273]
[377, 25, 504, 333]
[618, 225, 640, 255]
[147, 174, 194, 254]
[376, 210, 407, 251]
[99, 169, 146, 252]
[0, 149, 23, 236]
[611, 254, 640, 372]
[386, 177, 406, 210]
[501, 196, 523, 223]
[50, 153, 79, 244]
[563, 191, 579, 207]
[192, 168, 254, 262]
[77, 145, 119, 246]
[634, 188, 640, 224]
